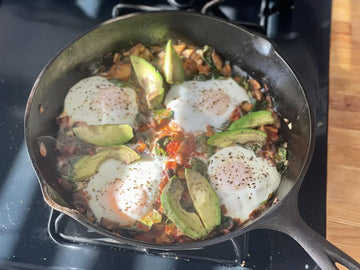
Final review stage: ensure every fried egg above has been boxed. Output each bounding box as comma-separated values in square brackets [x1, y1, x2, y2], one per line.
[84, 158, 162, 227]
[164, 78, 250, 134]
[208, 145, 281, 222]
[64, 76, 138, 127]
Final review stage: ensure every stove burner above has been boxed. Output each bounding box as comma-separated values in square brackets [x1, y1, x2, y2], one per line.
[167, 0, 197, 9]
[111, 0, 296, 37]
[48, 210, 249, 267]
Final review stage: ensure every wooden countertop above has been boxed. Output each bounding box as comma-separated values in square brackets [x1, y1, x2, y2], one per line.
[327, 0, 360, 266]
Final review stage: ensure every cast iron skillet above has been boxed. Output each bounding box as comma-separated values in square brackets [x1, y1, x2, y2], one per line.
[24, 12, 360, 270]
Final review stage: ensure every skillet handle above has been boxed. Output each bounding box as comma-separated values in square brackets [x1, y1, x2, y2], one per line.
[258, 193, 360, 270]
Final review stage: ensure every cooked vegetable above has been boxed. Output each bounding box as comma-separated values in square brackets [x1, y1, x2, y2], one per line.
[130, 55, 164, 109]
[163, 39, 185, 84]
[161, 177, 207, 239]
[139, 209, 162, 230]
[190, 157, 209, 179]
[229, 110, 275, 130]
[207, 129, 267, 147]
[275, 146, 288, 174]
[73, 124, 133, 146]
[72, 146, 140, 182]
[185, 168, 221, 231]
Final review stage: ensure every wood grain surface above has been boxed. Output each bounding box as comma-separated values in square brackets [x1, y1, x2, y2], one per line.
[328, 0, 360, 266]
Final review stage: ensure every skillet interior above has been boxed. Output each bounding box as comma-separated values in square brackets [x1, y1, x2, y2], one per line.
[25, 11, 313, 249]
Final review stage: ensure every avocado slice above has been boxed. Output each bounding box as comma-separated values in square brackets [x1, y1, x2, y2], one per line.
[163, 40, 185, 84]
[72, 146, 140, 182]
[229, 110, 275, 130]
[73, 124, 133, 146]
[161, 177, 207, 239]
[185, 168, 221, 231]
[130, 55, 164, 109]
[190, 157, 209, 179]
[207, 129, 267, 147]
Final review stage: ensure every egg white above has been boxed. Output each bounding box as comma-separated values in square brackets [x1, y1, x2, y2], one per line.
[84, 158, 162, 227]
[208, 145, 281, 222]
[164, 78, 250, 134]
[64, 76, 138, 127]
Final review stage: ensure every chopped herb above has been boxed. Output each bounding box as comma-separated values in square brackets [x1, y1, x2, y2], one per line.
[236, 76, 250, 91]
[216, 215, 234, 233]
[194, 45, 224, 79]
[251, 99, 269, 112]
[199, 45, 213, 66]
[210, 67, 223, 79]
[152, 109, 174, 119]
[135, 112, 148, 126]
[108, 78, 130, 87]
[195, 136, 216, 156]
[195, 136, 209, 152]
[193, 73, 212, 81]
[252, 143, 263, 155]
[274, 147, 288, 174]
[207, 145, 215, 157]
[154, 145, 167, 157]
[236, 143, 263, 155]
[219, 120, 231, 131]
[151, 109, 174, 124]
[260, 193, 274, 205]
[139, 209, 162, 229]
[157, 136, 178, 149]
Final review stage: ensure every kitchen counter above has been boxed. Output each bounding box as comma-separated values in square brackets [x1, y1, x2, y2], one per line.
[328, 0, 360, 265]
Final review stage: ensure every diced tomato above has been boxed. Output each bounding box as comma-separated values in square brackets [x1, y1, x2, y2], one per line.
[177, 168, 185, 179]
[155, 198, 163, 214]
[165, 140, 182, 159]
[159, 163, 176, 192]
[136, 222, 150, 232]
[136, 140, 147, 153]
[165, 160, 177, 171]
[88, 148, 95, 155]
[178, 140, 197, 166]
[134, 223, 164, 243]
[205, 125, 215, 137]
[159, 176, 169, 193]
[264, 126, 279, 142]
[229, 107, 241, 122]
[63, 144, 76, 155]
[164, 224, 177, 236]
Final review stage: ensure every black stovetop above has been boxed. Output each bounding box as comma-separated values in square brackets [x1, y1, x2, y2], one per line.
[0, 0, 330, 269]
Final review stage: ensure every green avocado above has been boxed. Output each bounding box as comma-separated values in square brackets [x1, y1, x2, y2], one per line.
[163, 39, 185, 84]
[160, 177, 207, 239]
[229, 110, 275, 130]
[72, 146, 140, 182]
[185, 168, 221, 231]
[73, 124, 133, 146]
[190, 157, 209, 179]
[207, 129, 267, 147]
[130, 55, 164, 109]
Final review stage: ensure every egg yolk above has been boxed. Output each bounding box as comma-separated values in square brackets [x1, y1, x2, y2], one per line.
[197, 89, 231, 116]
[107, 180, 150, 224]
[107, 181, 136, 225]
[212, 159, 252, 190]
[95, 87, 132, 115]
